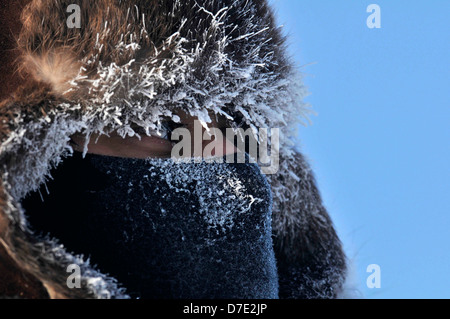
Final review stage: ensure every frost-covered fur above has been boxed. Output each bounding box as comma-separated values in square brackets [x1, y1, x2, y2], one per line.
[0, 0, 349, 298]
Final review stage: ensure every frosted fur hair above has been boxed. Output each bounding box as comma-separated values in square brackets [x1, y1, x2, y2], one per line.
[18, 0, 310, 147]
[0, 0, 350, 298]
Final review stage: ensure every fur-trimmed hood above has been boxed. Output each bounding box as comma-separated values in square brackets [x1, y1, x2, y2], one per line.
[0, 0, 349, 299]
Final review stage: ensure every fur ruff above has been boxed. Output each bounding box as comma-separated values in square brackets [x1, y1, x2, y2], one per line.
[0, 0, 349, 299]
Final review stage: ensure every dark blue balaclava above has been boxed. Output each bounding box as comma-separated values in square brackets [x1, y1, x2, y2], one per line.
[23, 151, 279, 299]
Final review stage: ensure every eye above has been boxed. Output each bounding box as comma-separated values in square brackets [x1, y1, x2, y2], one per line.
[164, 120, 188, 132]
[160, 121, 188, 140]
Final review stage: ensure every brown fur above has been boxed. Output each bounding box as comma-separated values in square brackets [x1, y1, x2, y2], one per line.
[0, 181, 49, 298]
[0, 0, 31, 101]
[16, 0, 289, 101]
[269, 152, 347, 298]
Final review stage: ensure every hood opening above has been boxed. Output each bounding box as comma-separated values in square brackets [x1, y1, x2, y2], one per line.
[20, 151, 117, 283]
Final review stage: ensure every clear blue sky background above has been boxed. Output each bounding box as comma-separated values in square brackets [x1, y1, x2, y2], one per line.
[270, 0, 450, 298]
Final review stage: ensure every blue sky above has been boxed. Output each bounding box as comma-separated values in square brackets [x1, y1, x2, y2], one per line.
[270, 0, 450, 298]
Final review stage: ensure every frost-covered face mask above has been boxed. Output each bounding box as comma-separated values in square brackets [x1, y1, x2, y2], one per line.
[22, 151, 279, 299]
